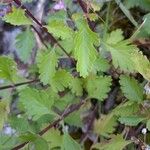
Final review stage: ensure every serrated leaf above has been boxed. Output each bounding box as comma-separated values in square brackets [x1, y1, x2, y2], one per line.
[19, 87, 54, 120]
[37, 50, 58, 85]
[15, 28, 35, 63]
[92, 134, 131, 150]
[118, 116, 145, 126]
[0, 56, 17, 82]
[132, 48, 150, 81]
[3, 7, 32, 26]
[125, 0, 150, 11]
[106, 29, 124, 45]
[119, 75, 144, 102]
[46, 20, 73, 40]
[104, 40, 136, 72]
[43, 128, 63, 149]
[73, 19, 99, 77]
[61, 133, 82, 150]
[9, 116, 31, 133]
[92, 56, 110, 73]
[85, 75, 112, 101]
[32, 137, 49, 150]
[113, 101, 139, 117]
[69, 77, 83, 96]
[50, 70, 72, 92]
[0, 100, 9, 130]
[94, 113, 117, 137]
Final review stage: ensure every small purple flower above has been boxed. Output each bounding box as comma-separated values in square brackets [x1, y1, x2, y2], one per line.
[53, 0, 66, 10]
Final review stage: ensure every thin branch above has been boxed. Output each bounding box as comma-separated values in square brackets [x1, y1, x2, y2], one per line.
[0, 79, 39, 90]
[77, 0, 95, 31]
[12, 99, 86, 150]
[12, 0, 73, 60]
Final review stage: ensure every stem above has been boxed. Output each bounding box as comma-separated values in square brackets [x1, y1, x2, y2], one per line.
[12, 99, 86, 150]
[0, 79, 39, 90]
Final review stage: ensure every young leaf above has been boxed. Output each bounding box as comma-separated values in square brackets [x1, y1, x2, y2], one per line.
[61, 133, 82, 150]
[104, 39, 136, 72]
[15, 28, 35, 63]
[50, 69, 72, 92]
[3, 7, 32, 26]
[132, 50, 150, 81]
[92, 56, 110, 73]
[37, 50, 58, 85]
[45, 20, 73, 40]
[32, 137, 49, 150]
[118, 116, 145, 126]
[69, 77, 83, 96]
[0, 100, 9, 130]
[0, 56, 17, 82]
[19, 87, 54, 120]
[85, 75, 112, 101]
[73, 19, 99, 77]
[43, 128, 63, 149]
[92, 134, 131, 150]
[113, 101, 139, 117]
[94, 113, 117, 137]
[119, 75, 144, 102]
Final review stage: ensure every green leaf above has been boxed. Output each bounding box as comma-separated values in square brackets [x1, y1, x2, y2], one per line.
[43, 128, 63, 149]
[142, 13, 150, 35]
[118, 116, 145, 126]
[46, 20, 73, 39]
[104, 39, 136, 72]
[0, 100, 9, 130]
[85, 75, 112, 101]
[37, 50, 58, 85]
[61, 133, 82, 150]
[125, 0, 150, 11]
[69, 77, 83, 96]
[50, 70, 72, 92]
[15, 28, 35, 63]
[73, 19, 99, 77]
[32, 137, 49, 150]
[119, 75, 144, 102]
[113, 101, 139, 117]
[19, 87, 54, 120]
[92, 56, 110, 73]
[0, 56, 17, 82]
[94, 113, 117, 137]
[106, 29, 124, 45]
[3, 7, 32, 26]
[132, 50, 150, 81]
[92, 134, 131, 150]
[9, 116, 31, 133]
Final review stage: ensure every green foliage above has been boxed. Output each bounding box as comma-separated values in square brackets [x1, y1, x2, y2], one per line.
[73, 19, 99, 77]
[119, 75, 144, 102]
[1, 1, 150, 149]
[94, 113, 117, 137]
[0, 56, 18, 82]
[61, 133, 82, 150]
[85, 75, 112, 101]
[19, 87, 55, 120]
[37, 49, 58, 85]
[92, 134, 131, 150]
[3, 7, 32, 26]
[50, 69, 72, 92]
[125, 0, 150, 11]
[0, 100, 9, 130]
[118, 116, 145, 126]
[15, 28, 35, 63]
[46, 20, 73, 40]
